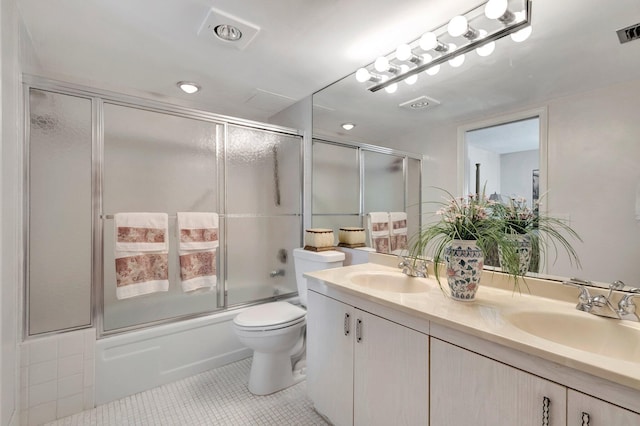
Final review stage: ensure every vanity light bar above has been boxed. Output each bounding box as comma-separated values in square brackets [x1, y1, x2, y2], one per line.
[364, 0, 532, 93]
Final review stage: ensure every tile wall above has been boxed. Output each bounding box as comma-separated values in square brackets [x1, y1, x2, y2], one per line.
[19, 328, 95, 426]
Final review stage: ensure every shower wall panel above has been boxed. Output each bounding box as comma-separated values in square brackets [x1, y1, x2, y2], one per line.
[28, 89, 93, 335]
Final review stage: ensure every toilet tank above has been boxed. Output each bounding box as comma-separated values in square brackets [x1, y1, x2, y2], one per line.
[293, 248, 345, 307]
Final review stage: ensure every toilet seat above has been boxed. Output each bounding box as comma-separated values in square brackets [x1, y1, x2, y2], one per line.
[233, 302, 306, 332]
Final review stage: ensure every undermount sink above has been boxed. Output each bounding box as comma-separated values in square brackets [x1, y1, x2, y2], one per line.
[347, 271, 433, 293]
[504, 310, 640, 362]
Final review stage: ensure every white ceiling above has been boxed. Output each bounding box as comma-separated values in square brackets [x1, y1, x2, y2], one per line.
[18, 0, 640, 130]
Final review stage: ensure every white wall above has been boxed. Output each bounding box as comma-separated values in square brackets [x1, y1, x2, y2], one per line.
[1, 0, 22, 423]
[467, 145, 500, 196]
[392, 78, 640, 285]
[546, 79, 640, 283]
[500, 149, 539, 203]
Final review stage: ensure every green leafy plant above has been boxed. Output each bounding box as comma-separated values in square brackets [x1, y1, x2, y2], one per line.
[490, 195, 582, 276]
[408, 188, 516, 288]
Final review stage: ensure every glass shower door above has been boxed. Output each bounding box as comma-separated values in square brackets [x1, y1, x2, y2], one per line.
[225, 125, 302, 306]
[102, 103, 221, 331]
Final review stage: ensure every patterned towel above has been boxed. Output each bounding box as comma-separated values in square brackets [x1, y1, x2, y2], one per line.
[389, 212, 408, 254]
[114, 213, 169, 300]
[367, 212, 390, 254]
[177, 212, 219, 292]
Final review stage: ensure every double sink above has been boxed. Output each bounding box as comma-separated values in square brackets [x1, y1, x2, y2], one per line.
[344, 269, 640, 365]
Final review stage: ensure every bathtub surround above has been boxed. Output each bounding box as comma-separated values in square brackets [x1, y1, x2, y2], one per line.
[19, 329, 95, 426]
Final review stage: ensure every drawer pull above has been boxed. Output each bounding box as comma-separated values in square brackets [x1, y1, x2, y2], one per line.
[542, 396, 550, 426]
[356, 319, 363, 343]
[581, 412, 590, 426]
[344, 313, 350, 336]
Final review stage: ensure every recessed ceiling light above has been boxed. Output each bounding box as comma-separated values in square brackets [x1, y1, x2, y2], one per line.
[214, 24, 243, 42]
[341, 123, 356, 130]
[177, 81, 200, 94]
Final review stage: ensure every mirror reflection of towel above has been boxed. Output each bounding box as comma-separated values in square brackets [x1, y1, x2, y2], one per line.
[114, 212, 169, 300]
[390, 212, 408, 254]
[367, 212, 390, 254]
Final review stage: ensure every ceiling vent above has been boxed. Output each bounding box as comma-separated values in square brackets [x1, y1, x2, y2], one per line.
[617, 23, 640, 44]
[399, 95, 441, 111]
[198, 8, 260, 50]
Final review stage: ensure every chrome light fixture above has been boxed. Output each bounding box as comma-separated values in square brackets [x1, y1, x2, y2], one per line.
[355, 0, 532, 93]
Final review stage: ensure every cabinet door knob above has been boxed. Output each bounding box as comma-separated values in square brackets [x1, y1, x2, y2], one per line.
[356, 319, 363, 343]
[581, 412, 590, 426]
[542, 396, 550, 426]
[344, 313, 351, 336]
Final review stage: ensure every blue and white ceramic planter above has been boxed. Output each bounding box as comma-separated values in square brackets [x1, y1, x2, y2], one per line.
[497, 234, 532, 275]
[444, 239, 484, 301]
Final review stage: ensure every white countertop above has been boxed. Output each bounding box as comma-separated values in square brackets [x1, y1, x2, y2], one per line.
[305, 262, 640, 392]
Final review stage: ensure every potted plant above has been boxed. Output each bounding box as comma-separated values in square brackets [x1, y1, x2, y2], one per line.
[409, 188, 514, 301]
[491, 196, 582, 277]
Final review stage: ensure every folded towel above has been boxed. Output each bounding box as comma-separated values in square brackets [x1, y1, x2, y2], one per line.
[114, 213, 169, 299]
[389, 212, 408, 254]
[367, 212, 390, 254]
[115, 212, 169, 252]
[177, 212, 219, 292]
[177, 212, 219, 250]
[179, 249, 217, 292]
[389, 212, 407, 235]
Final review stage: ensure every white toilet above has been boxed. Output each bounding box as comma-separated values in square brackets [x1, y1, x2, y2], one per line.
[232, 248, 346, 395]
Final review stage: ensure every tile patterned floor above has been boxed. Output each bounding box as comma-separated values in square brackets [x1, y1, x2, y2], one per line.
[45, 358, 328, 426]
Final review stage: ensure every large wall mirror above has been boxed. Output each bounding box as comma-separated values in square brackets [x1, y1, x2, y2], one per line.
[312, 0, 640, 286]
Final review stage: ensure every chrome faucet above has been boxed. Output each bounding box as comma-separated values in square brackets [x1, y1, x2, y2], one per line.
[563, 278, 640, 321]
[617, 287, 640, 322]
[398, 256, 431, 278]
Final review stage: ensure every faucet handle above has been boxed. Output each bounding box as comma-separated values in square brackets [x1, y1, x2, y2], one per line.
[562, 278, 592, 311]
[618, 288, 640, 321]
[607, 280, 626, 298]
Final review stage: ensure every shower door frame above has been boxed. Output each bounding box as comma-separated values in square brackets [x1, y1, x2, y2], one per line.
[23, 75, 304, 339]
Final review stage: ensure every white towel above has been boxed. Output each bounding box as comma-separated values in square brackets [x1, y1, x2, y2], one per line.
[114, 213, 169, 299]
[367, 212, 390, 254]
[177, 212, 219, 250]
[177, 212, 218, 292]
[389, 212, 408, 254]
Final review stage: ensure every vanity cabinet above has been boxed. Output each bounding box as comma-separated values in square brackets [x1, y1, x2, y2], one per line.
[430, 338, 567, 426]
[307, 290, 429, 426]
[567, 390, 640, 425]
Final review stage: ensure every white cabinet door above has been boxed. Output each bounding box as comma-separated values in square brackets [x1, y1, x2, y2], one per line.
[430, 338, 566, 426]
[307, 290, 354, 426]
[568, 389, 640, 425]
[354, 310, 429, 426]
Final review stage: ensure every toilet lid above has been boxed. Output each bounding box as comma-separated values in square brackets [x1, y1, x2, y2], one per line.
[234, 302, 306, 328]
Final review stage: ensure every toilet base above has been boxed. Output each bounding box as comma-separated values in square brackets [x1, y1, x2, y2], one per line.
[248, 352, 305, 395]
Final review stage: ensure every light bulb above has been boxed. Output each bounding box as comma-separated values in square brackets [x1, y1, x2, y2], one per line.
[396, 44, 412, 61]
[475, 30, 495, 57]
[476, 41, 496, 57]
[355, 68, 371, 83]
[419, 32, 437, 51]
[177, 81, 200, 94]
[447, 45, 465, 68]
[400, 65, 418, 85]
[385, 83, 398, 94]
[511, 26, 532, 42]
[426, 64, 440, 76]
[375, 57, 390, 72]
[448, 15, 469, 37]
[485, 0, 508, 20]
[341, 123, 355, 131]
